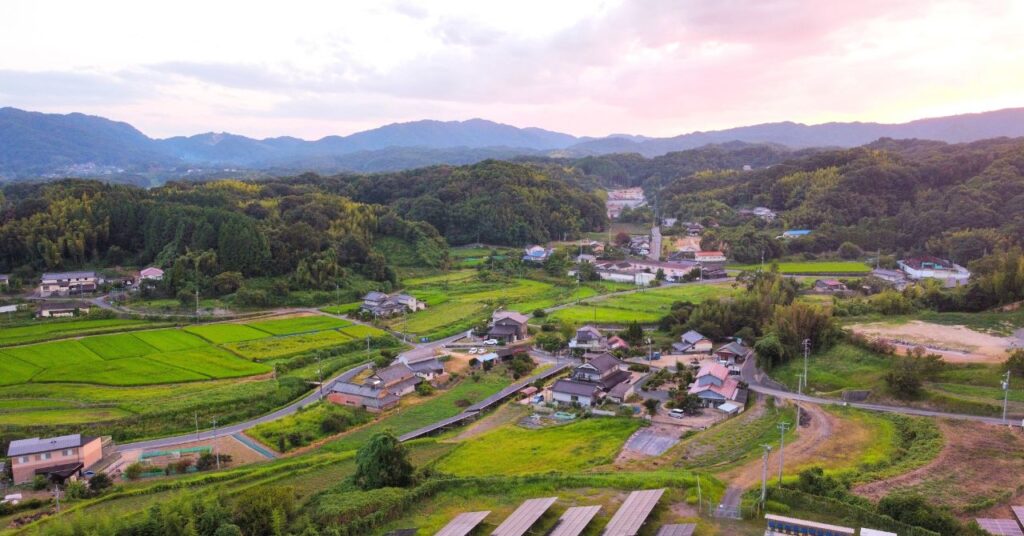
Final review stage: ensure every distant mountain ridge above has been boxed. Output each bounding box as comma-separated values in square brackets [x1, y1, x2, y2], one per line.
[2, 105, 1024, 178]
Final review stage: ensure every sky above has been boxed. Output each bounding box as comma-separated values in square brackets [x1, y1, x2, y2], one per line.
[3, 0, 1024, 140]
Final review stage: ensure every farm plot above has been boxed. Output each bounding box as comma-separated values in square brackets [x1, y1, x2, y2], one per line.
[338, 324, 388, 339]
[224, 330, 355, 361]
[550, 283, 734, 324]
[248, 401, 372, 452]
[185, 323, 271, 344]
[145, 347, 270, 377]
[247, 315, 351, 335]
[32, 357, 211, 385]
[0, 318, 156, 347]
[131, 329, 210, 352]
[81, 333, 160, 359]
[438, 417, 641, 476]
[2, 340, 104, 368]
[727, 261, 871, 274]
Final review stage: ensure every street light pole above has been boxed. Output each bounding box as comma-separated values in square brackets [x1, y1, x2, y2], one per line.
[777, 421, 790, 484]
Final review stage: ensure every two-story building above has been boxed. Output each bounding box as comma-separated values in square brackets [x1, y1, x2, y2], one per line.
[488, 310, 530, 343]
[328, 362, 422, 412]
[38, 271, 98, 297]
[6, 434, 103, 484]
[522, 245, 554, 263]
[551, 354, 631, 407]
[688, 362, 745, 409]
[569, 325, 607, 351]
[672, 330, 712, 354]
[359, 291, 424, 317]
[897, 256, 971, 287]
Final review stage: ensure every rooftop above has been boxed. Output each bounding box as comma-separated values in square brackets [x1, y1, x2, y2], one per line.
[41, 271, 96, 280]
[8, 434, 90, 457]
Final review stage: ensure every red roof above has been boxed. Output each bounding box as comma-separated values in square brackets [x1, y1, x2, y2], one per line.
[689, 376, 740, 400]
[695, 362, 729, 380]
[695, 251, 724, 256]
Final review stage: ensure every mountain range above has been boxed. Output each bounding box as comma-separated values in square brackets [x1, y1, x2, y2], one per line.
[3, 106, 1024, 180]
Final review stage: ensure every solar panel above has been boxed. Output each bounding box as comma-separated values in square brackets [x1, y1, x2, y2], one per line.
[1013, 506, 1024, 528]
[602, 489, 666, 536]
[976, 518, 1024, 536]
[549, 505, 602, 536]
[436, 511, 491, 536]
[491, 497, 558, 536]
[655, 524, 696, 536]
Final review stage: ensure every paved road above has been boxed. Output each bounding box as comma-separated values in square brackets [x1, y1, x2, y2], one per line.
[117, 363, 373, 452]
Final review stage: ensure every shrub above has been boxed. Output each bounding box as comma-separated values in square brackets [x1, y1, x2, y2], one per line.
[88, 473, 113, 493]
[415, 382, 435, 396]
[838, 242, 863, 259]
[353, 431, 413, 490]
[124, 462, 145, 480]
[32, 474, 48, 490]
[196, 453, 233, 471]
[65, 479, 89, 499]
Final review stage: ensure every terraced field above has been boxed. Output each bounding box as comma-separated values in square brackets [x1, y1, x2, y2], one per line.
[0, 318, 160, 347]
[727, 261, 871, 274]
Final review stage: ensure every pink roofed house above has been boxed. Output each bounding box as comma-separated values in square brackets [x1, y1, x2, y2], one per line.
[688, 362, 744, 408]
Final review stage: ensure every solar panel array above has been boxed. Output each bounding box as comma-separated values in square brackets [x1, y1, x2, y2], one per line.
[491, 497, 558, 536]
[549, 505, 602, 536]
[435, 511, 491, 536]
[601, 489, 666, 536]
[1014, 506, 1024, 528]
[655, 524, 696, 536]
[976, 518, 1024, 536]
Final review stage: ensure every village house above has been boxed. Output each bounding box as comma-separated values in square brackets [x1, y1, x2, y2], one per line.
[688, 362, 746, 410]
[672, 330, 712, 354]
[575, 253, 597, 264]
[6, 434, 104, 484]
[406, 357, 446, 382]
[551, 353, 631, 407]
[0, 274, 9, 288]
[870, 268, 909, 290]
[488, 310, 530, 343]
[569, 325, 607, 351]
[778, 229, 812, 240]
[715, 341, 753, 364]
[38, 271, 98, 297]
[813, 279, 848, 293]
[897, 256, 971, 286]
[583, 259, 700, 285]
[138, 266, 164, 282]
[37, 302, 90, 318]
[522, 245, 554, 263]
[360, 291, 424, 317]
[608, 335, 630, 351]
[683, 222, 704, 237]
[694, 251, 727, 264]
[328, 362, 422, 412]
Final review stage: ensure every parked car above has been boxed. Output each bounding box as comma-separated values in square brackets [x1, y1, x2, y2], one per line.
[483, 339, 499, 345]
[669, 408, 685, 419]
[468, 348, 478, 354]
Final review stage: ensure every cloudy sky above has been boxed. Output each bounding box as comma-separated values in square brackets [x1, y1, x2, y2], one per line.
[4, 0, 1023, 139]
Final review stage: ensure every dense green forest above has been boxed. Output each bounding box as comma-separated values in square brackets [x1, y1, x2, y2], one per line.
[656, 138, 1024, 263]
[295, 160, 608, 245]
[0, 178, 446, 298]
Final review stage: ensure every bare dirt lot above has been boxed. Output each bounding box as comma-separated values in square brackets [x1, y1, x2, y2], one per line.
[849, 320, 1018, 363]
[854, 420, 1024, 519]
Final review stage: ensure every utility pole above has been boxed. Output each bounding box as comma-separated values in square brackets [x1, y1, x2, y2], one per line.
[760, 444, 773, 506]
[195, 411, 199, 442]
[211, 417, 220, 470]
[802, 338, 811, 394]
[696, 474, 703, 514]
[1002, 370, 1011, 423]
[53, 484, 61, 513]
[777, 421, 790, 484]
[316, 352, 323, 395]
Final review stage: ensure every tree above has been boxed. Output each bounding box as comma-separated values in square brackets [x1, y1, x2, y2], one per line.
[643, 398, 660, 416]
[885, 357, 923, 398]
[614, 232, 631, 247]
[754, 333, 786, 370]
[623, 321, 644, 345]
[232, 486, 296, 536]
[576, 261, 601, 281]
[877, 493, 960, 535]
[837, 241, 863, 259]
[543, 250, 570, 276]
[88, 473, 113, 493]
[1007, 349, 1024, 377]
[353, 431, 414, 490]
[655, 268, 666, 281]
[534, 332, 565, 352]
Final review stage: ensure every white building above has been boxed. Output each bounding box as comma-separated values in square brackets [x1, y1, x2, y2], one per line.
[38, 271, 98, 297]
[897, 256, 970, 287]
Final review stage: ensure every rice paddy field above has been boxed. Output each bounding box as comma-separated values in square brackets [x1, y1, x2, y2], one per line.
[382, 270, 635, 339]
[0, 313, 398, 437]
[548, 282, 735, 324]
[0, 317, 161, 347]
[727, 261, 871, 274]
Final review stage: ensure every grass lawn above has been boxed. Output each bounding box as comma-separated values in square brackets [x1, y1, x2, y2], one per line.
[185, 323, 271, 344]
[319, 302, 362, 315]
[324, 373, 512, 453]
[224, 330, 354, 361]
[0, 318, 157, 347]
[247, 316, 352, 335]
[438, 417, 640, 476]
[248, 401, 373, 452]
[727, 261, 870, 274]
[772, 343, 893, 394]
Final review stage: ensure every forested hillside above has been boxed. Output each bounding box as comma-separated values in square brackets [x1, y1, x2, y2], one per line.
[297, 160, 608, 245]
[659, 137, 1024, 262]
[0, 178, 447, 296]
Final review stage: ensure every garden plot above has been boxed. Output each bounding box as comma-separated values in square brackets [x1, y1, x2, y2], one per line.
[224, 330, 355, 361]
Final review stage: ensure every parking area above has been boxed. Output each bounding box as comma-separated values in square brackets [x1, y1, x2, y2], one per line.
[624, 426, 680, 456]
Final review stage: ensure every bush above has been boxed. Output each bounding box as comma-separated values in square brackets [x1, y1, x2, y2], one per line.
[838, 242, 863, 259]
[124, 462, 145, 480]
[532, 308, 547, 318]
[415, 382, 435, 396]
[65, 479, 89, 499]
[32, 474, 48, 490]
[88, 473, 113, 493]
[196, 453, 233, 471]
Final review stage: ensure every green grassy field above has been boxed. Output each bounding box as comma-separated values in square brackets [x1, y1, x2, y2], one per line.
[549, 282, 734, 324]
[131, 329, 210, 351]
[438, 417, 641, 476]
[184, 323, 271, 344]
[338, 324, 389, 339]
[247, 315, 352, 335]
[324, 373, 512, 453]
[248, 401, 373, 452]
[0, 318, 158, 347]
[81, 332, 161, 359]
[727, 261, 871, 274]
[224, 330, 354, 361]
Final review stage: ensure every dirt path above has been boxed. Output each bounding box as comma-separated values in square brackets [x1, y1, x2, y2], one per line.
[849, 320, 1017, 363]
[451, 404, 527, 441]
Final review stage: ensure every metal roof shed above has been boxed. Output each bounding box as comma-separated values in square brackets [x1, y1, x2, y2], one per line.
[601, 489, 666, 536]
[858, 530, 897, 536]
[976, 518, 1024, 536]
[491, 497, 558, 536]
[436, 511, 491, 536]
[548, 505, 601, 536]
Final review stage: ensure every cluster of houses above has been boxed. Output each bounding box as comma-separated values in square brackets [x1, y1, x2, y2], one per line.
[359, 291, 424, 318]
[33, 268, 164, 298]
[605, 187, 646, 219]
[571, 257, 726, 286]
[551, 353, 635, 407]
[522, 245, 555, 264]
[568, 325, 630, 352]
[736, 206, 777, 222]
